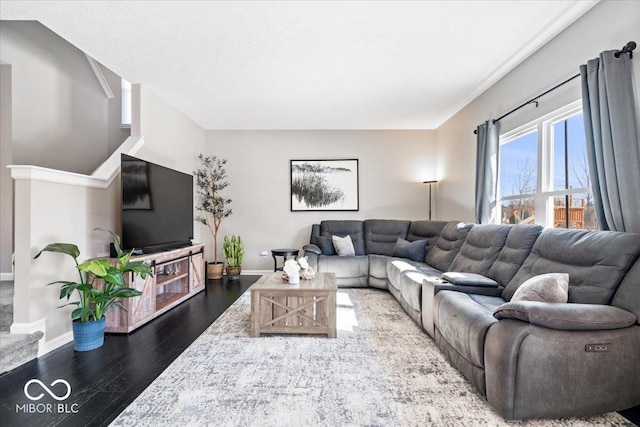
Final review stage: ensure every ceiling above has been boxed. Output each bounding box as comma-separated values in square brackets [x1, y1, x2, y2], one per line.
[0, 1, 598, 130]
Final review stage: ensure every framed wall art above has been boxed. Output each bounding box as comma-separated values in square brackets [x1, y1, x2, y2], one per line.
[291, 159, 359, 211]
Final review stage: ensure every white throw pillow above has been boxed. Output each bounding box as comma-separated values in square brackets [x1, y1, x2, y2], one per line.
[332, 235, 355, 256]
[511, 273, 569, 303]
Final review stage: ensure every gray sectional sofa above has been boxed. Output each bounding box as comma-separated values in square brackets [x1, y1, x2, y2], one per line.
[302, 219, 640, 420]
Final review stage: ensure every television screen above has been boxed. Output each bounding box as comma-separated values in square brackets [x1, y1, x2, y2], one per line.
[121, 154, 193, 252]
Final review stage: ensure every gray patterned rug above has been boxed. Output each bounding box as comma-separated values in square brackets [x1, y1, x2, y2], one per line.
[111, 288, 632, 426]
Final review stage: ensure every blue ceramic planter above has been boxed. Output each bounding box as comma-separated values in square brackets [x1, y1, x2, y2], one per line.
[72, 318, 106, 352]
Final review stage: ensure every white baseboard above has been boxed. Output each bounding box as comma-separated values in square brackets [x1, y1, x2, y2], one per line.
[10, 318, 45, 335]
[11, 318, 73, 357]
[0, 272, 14, 281]
[38, 331, 73, 357]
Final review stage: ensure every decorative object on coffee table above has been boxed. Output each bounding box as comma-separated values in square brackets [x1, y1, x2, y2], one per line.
[270, 248, 299, 272]
[291, 159, 359, 211]
[223, 235, 244, 280]
[250, 272, 337, 338]
[283, 259, 300, 284]
[298, 256, 316, 280]
[194, 154, 233, 280]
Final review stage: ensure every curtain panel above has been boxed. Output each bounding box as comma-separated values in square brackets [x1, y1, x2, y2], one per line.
[580, 51, 640, 232]
[475, 120, 500, 224]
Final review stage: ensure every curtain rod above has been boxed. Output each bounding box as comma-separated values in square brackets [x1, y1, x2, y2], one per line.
[473, 41, 637, 134]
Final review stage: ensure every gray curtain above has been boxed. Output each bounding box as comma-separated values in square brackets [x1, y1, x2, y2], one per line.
[581, 51, 640, 232]
[475, 120, 500, 224]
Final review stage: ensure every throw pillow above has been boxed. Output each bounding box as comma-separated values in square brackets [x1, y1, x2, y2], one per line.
[510, 273, 569, 303]
[392, 238, 428, 262]
[312, 235, 336, 255]
[332, 235, 356, 256]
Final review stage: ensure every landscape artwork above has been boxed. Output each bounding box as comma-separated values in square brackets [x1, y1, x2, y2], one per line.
[291, 159, 359, 211]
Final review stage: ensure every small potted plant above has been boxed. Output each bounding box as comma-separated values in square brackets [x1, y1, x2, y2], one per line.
[194, 154, 233, 279]
[223, 235, 244, 280]
[34, 229, 153, 351]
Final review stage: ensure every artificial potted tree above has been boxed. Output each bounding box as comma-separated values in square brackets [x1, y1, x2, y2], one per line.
[35, 229, 153, 352]
[194, 154, 233, 280]
[223, 235, 244, 280]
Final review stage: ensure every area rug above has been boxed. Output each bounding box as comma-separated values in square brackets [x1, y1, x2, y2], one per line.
[111, 288, 632, 426]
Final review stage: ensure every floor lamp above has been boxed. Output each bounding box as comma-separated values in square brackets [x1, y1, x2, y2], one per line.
[423, 180, 437, 220]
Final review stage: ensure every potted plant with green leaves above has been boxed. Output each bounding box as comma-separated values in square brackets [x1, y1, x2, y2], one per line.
[34, 229, 153, 351]
[194, 154, 233, 279]
[223, 235, 244, 280]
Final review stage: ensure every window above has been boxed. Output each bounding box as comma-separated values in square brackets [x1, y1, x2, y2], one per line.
[121, 78, 132, 129]
[497, 101, 597, 230]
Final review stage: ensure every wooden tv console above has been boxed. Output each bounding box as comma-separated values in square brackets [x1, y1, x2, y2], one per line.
[105, 243, 205, 333]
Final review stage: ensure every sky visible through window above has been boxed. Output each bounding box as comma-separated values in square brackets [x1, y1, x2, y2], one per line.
[500, 131, 537, 197]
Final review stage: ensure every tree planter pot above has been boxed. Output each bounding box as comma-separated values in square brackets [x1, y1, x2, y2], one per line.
[226, 265, 242, 280]
[207, 262, 224, 280]
[72, 318, 106, 352]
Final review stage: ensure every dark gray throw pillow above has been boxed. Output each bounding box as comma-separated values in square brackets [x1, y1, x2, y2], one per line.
[312, 235, 336, 255]
[392, 238, 428, 262]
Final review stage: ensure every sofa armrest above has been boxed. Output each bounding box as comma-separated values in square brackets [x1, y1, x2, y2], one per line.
[434, 283, 504, 297]
[493, 301, 637, 331]
[303, 244, 322, 255]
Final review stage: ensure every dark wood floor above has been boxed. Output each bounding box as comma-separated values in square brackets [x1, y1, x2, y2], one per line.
[0, 276, 257, 427]
[1, 275, 638, 426]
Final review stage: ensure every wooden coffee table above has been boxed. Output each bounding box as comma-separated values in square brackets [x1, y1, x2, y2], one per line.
[250, 272, 337, 338]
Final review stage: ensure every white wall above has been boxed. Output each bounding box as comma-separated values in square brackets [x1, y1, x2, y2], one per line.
[205, 130, 437, 270]
[136, 86, 206, 176]
[12, 177, 119, 351]
[11, 83, 206, 355]
[133, 85, 207, 244]
[0, 21, 128, 175]
[435, 0, 640, 222]
[1, 64, 13, 276]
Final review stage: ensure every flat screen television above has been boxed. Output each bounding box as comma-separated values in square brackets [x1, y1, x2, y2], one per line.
[121, 154, 193, 253]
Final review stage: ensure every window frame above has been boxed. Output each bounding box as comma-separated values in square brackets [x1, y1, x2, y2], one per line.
[496, 100, 591, 228]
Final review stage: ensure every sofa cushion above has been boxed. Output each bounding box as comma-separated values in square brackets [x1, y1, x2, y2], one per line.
[311, 236, 336, 255]
[434, 291, 504, 368]
[407, 220, 449, 261]
[511, 273, 569, 303]
[317, 255, 369, 287]
[364, 219, 411, 255]
[425, 221, 474, 272]
[487, 224, 542, 287]
[332, 235, 355, 256]
[493, 301, 637, 330]
[448, 224, 511, 275]
[387, 259, 421, 288]
[320, 220, 365, 255]
[612, 258, 640, 324]
[368, 254, 392, 289]
[503, 228, 640, 304]
[392, 238, 428, 262]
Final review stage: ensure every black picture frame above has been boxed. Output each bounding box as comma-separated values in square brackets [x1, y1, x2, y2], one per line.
[290, 159, 359, 211]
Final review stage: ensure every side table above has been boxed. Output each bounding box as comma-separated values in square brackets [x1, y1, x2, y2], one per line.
[271, 248, 299, 272]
